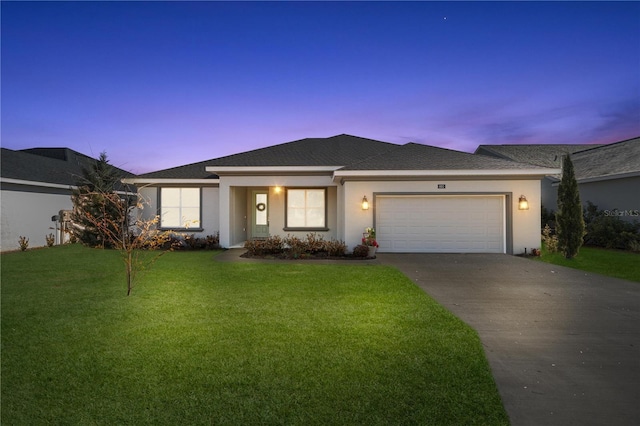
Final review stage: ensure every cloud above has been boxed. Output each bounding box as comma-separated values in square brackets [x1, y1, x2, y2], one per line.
[591, 97, 640, 141]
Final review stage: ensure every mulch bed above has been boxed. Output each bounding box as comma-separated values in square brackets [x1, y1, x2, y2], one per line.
[240, 251, 374, 261]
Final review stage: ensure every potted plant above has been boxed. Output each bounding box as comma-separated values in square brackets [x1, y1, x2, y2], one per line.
[362, 227, 379, 258]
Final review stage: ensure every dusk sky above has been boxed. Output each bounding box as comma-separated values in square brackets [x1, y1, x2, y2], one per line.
[2, 1, 639, 174]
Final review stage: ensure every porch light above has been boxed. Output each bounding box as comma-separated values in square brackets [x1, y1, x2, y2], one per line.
[274, 186, 282, 194]
[518, 195, 529, 210]
[361, 195, 369, 210]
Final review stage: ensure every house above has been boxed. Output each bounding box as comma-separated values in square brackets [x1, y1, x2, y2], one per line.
[475, 137, 640, 220]
[0, 147, 134, 251]
[125, 134, 558, 254]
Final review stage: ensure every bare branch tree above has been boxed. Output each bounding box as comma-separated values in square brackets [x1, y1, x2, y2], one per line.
[77, 188, 172, 295]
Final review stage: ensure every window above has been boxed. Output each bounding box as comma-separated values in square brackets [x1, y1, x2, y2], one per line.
[286, 188, 326, 229]
[160, 188, 201, 229]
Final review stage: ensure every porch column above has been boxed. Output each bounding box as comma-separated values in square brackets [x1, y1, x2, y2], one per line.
[218, 181, 231, 248]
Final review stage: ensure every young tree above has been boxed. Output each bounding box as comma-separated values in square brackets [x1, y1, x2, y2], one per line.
[76, 188, 171, 295]
[71, 152, 171, 295]
[556, 154, 585, 259]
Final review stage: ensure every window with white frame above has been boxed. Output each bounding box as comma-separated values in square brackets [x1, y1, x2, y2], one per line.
[160, 188, 201, 229]
[286, 188, 326, 229]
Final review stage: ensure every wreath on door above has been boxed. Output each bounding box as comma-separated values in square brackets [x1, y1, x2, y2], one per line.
[256, 202, 266, 211]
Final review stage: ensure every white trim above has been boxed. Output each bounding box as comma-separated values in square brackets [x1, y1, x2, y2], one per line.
[577, 171, 640, 184]
[334, 168, 560, 180]
[122, 178, 220, 185]
[0, 177, 76, 190]
[1, 177, 135, 196]
[206, 166, 341, 173]
[551, 171, 640, 186]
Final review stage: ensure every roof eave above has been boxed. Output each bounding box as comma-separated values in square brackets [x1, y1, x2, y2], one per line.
[205, 166, 342, 175]
[0, 177, 76, 190]
[550, 170, 640, 186]
[333, 168, 560, 182]
[122, 178, 220, 185]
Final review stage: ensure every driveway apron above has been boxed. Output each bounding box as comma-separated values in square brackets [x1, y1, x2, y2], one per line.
[377, 253, 640, 426]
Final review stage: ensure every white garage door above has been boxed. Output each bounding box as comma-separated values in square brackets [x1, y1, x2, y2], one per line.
[376, 195, 505, 253]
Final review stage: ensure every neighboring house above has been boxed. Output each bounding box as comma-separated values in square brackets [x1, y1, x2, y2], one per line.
[0, 147, 134, 251]
[125, 134, 558, 254]
[569, 137, 640, 220]
[475, 137, 640, 220]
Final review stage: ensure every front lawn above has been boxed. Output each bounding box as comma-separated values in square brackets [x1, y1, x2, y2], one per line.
[536, 244, 640, 282]
[1, 245, 508, 425]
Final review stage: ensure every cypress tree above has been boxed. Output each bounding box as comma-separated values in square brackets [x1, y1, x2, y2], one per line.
[555, 154, 585, 259]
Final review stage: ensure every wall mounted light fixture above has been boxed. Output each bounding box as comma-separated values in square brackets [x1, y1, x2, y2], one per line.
[361, 195, 369, 210]
[518, 195, 529, 210]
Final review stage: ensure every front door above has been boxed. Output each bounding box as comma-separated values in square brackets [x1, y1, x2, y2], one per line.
[252, 190, 269, 239]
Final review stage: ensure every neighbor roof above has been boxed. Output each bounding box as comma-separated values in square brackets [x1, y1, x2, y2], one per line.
[341, 143, 551, 171]
[1, 147, 135, 188]
[571, 136, 640, 181]
[474, 144, 604, 168]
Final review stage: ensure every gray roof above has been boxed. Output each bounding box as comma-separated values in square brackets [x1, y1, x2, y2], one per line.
[474, 144, 604, 168]
[342, 143, 550, 171]
[572, 137, 640, 181]
[1, 147, 135, 188]
[139, 134, 398, 178]
[139, 134, 558, 179]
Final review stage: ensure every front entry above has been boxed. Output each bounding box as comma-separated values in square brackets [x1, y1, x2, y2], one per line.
[251, 190, 269, 239]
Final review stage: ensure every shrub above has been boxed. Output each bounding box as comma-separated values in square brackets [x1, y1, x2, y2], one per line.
[325, 239, 347, 257]
[541, 205, 555, 229]
[284, 235, 305, 258]
[541, 224, 559, 253]
[556, 154, 585, 259]
[244, 234, 348, 258]
[304, 233, 326, 253]
[46, 233, 55, 247]
[583, 202, 640, 250]
[204, 233, 220, 250]
[18, 236, 29, 251]
[244, 236, 284, 256]
[352, 244, 369, 258]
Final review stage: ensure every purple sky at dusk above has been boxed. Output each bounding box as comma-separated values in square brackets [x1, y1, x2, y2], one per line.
[2, 1, 639, 174]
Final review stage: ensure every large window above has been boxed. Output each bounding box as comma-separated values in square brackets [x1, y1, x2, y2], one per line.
[286, 188, 326, 229]
[160, 188, 201, 229]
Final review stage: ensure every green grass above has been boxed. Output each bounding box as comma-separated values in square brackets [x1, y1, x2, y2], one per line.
[1, 245, 508, 425]
[536, 243, 640, 282]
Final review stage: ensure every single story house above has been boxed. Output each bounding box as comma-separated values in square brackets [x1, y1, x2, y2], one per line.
[125, 134, 559, 254]
[475, 136, 640, 220]
[0, 147, 134, 251]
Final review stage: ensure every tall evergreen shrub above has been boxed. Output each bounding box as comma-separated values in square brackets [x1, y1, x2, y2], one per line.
[71, 152, 127, 248]
[555, 154, 585, 259]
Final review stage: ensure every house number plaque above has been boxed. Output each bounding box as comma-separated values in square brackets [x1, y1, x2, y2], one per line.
[438, 184, 446, 189]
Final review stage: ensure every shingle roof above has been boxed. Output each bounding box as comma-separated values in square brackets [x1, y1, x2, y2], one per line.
[341, 143, 550, 171]
[1, 147, 135, 188]
[474, 144, 604, 168]
[139, 134, 399, 178]
[572, 137, 640, 180]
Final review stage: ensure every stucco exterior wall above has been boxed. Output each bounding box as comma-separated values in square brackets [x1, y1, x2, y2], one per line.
[543, 176, 640, 223]
[342, 178, 543, 255]
[137, 185, 220, 238]
[578, 176, 640, 222]
[1, 185, 73, 251]
[218, 174, 338, 247]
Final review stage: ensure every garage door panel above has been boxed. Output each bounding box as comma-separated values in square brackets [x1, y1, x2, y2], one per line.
[376, 196, 505, 253]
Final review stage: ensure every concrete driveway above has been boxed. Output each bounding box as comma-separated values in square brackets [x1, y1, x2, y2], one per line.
[377, 253, 640, 426]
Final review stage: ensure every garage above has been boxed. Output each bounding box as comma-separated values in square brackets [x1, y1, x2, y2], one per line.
[375, 195, 505, 253]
